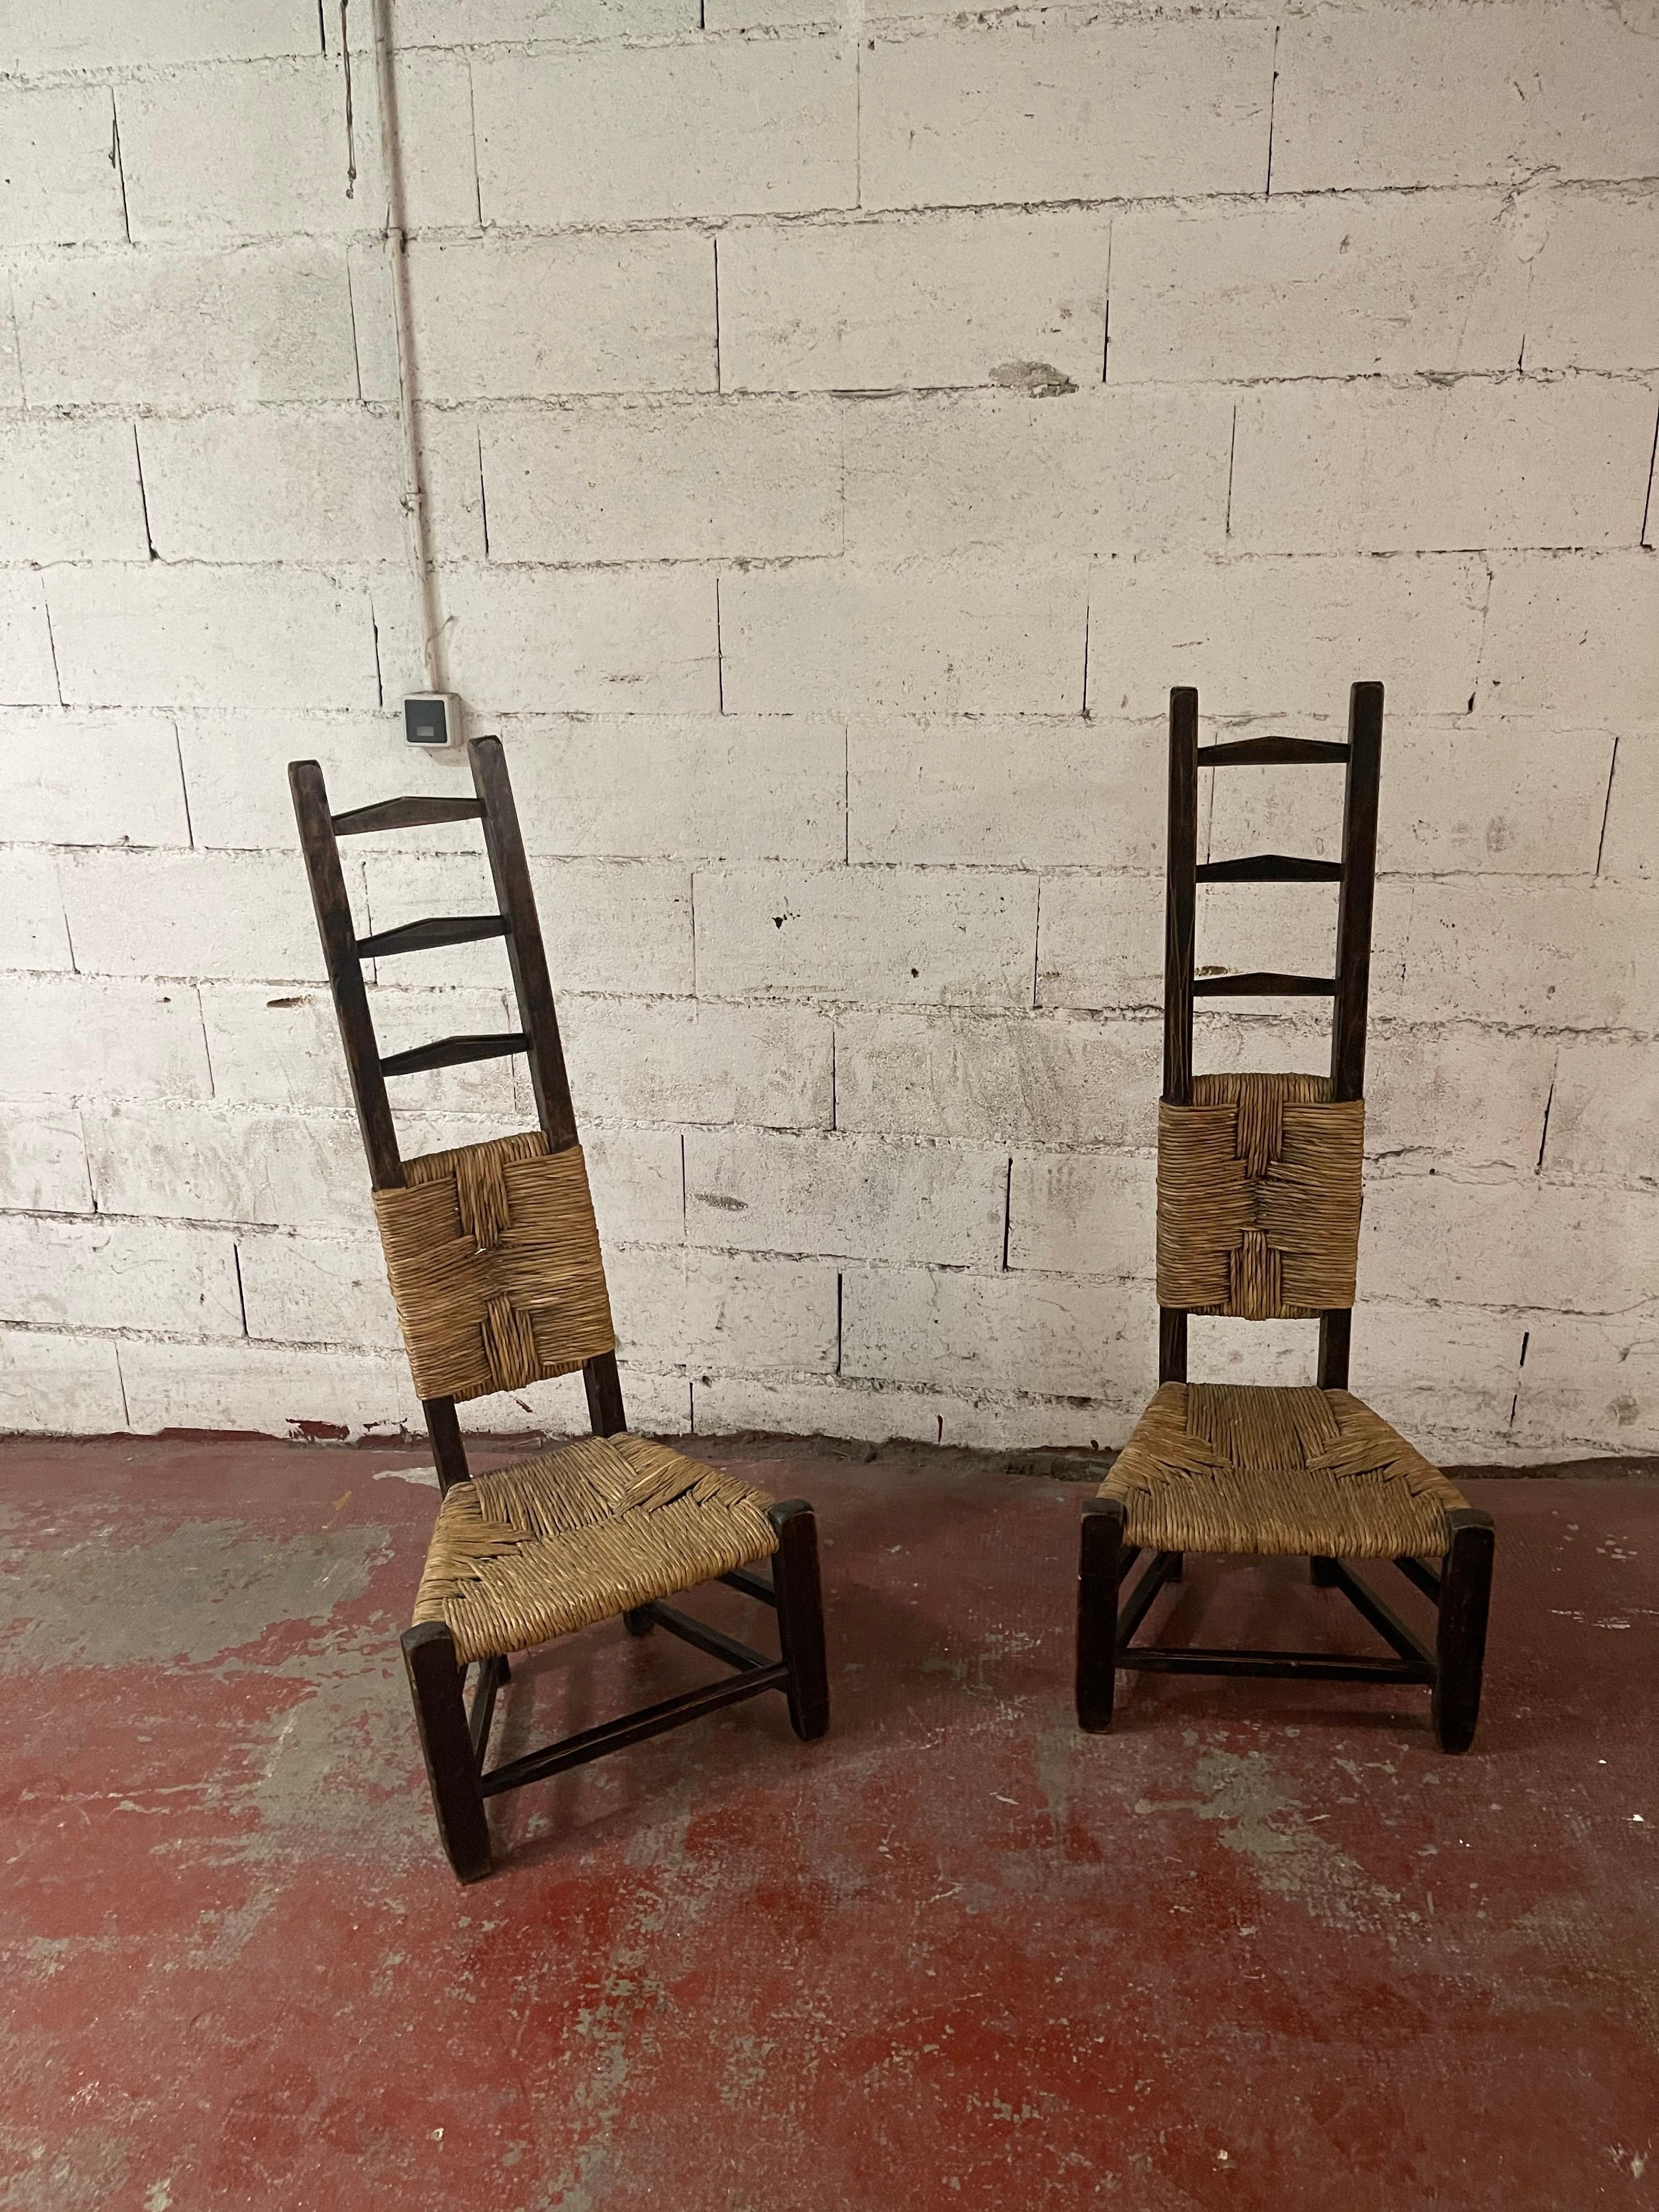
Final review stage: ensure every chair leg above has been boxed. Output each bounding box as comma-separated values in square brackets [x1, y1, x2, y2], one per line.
[1077, 1498, 1125, 1733]
[1311, 1554, 1342, 1585]
[623, 1606, 656, 1637]
[401, 1623, 493, 1882]
[768, 1500, 829, 1741]
[1432, 1507, 1495, 1755]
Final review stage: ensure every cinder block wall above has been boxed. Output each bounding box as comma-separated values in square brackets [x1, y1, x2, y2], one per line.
[2, 0, 1656, 1461]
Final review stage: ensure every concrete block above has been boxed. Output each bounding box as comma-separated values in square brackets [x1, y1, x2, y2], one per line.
[86, 1104, 370, 1230]
[350, 0, 694, 43]
[1481, 553, 1659, 721]
[1230, 378, 1657, 554]
[0, 1215, 243, 1337]
[414, 406, 488, 566]
[352, 49, 481, 232]
[12, 244, 359, 406]
[1347, 1301, 1528, 1461]
[559, 997, 833, 1129]
[1107, 195, 1529, 382]
[118, 1337, 411, 1439]
[609, 1247, 838, 1373]
[1512, 1310, 1659, 1456]
[1542, 1035, 1659, 1188]
[438, 566, 718, 714]
[863, 17, 1272, 209]
[1006, 1149, 1155, 1280]
[474, 38, 855, 224]
[0, 849, 71, 972]
[1598, 733, 1659, 884]
[842, 1264, 1147, 1397]
[848, 716, 1165, 870]
[46, 565, 379, 711]
[694, 863, 1037, 1008]
[1207, 717, 1616, 879]
[175, 709, 414, 851]
[1370, 1171, 1659, 1318]
[1378, 879, 1659, 1031]
[0, 574, 61, 706]
[489, 714, 845, 863]
[361, 851, 695, 997]
[844, 387, 1231, 557]
[3, 711, 191, 848]
[60, 849, 326, 983]
[834, 1008, 1156, 1145]
[583, 1126, 686, 1251]
[406, 236, 714, 401]
[1034, 872, 1164, 1012]
[480, 399, 841, 565]
[722, 557, 1088, 715]
[237, 1230, 397, 1347]
[138, 410, 405, 564]
[1526, 190, 1659, 371]
[1274, 2, 1659, 191]
[0, 1109, 92, 1213]
[0, 1330, 126, 1434]
[722, 211, 1107, 395]
[197, 982, 522, 1118]
[682, 1130, 1006, 1265]
[1088, 555, 1488, 719]
[1364, 1022, 1558, 1177]
[0, 977, 210, 1102]
[1192, 875, 1341, 995]
[0, 1, 318, 70]
[117, 60, 352, 243]
[0, 83, 124, 245]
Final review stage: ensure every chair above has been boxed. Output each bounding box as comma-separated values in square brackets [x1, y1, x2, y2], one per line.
[290, 736, 829, 1881]
[1075, 685, 1495, 1752]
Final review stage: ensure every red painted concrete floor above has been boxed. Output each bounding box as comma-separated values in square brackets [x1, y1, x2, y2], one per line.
[2, 1433, 1656, 2211]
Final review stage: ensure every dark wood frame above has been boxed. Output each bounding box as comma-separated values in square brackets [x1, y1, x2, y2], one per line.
[1078, 685, 1494, 1752]
[291, 737, 828, 1881]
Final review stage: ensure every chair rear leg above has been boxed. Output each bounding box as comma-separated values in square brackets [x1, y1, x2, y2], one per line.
[1311, 1554, 1341, 1585]
[401, 1623, 493, 1882]
[623, 1606, 656, 1637]
[1432, 1507, 1495, 1755]
[1077, 1498, 1126, 1733]
[768, 1500, 829, 1741]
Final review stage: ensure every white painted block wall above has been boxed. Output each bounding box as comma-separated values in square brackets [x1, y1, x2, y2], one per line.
[2, 0, 1656, 1463]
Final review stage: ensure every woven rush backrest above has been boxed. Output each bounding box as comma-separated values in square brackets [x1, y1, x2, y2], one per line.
[1157, 1072, 1364, 1319]
[372, 1131, 616, 1403]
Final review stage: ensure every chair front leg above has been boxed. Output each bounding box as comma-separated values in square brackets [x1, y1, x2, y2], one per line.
[401, 1622, 493, 1882]
[1077, 1497, 1126, 1733]
[1432, 1507, 1495, 1755]
[768, 1500, 830, 1741]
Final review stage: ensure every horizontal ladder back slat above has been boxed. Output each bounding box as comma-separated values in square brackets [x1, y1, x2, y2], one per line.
[1196, 854, 1344, 884]
[1197, 738, 1350, 766]
[1191, 971, 1337, 997]
[379, 1031, 529, 1077]
[331, 796, 487, 837]
[356, 914, 508, 960]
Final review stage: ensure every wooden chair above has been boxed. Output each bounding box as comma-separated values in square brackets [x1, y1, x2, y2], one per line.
[1076, 685, 1495, 1752]
[290, 736, 829, 1881]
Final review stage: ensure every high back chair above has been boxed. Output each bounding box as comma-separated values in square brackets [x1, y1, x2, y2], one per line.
[1076, 685, 1495, 1752]
[290, 736, 828, 1881]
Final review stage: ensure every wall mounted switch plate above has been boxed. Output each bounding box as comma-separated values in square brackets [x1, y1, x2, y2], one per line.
[404, 693, 463, 751]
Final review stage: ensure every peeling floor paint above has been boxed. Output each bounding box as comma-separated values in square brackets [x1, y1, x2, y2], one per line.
[1, 1434, 1656, 2209]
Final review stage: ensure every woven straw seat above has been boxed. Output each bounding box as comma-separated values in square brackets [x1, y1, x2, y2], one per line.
[414, 1432, 779, 1665]
[1100, 1383, 1471, 1559]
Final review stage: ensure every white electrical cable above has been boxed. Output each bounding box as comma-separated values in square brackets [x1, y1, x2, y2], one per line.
[370, 0, 444, 696]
